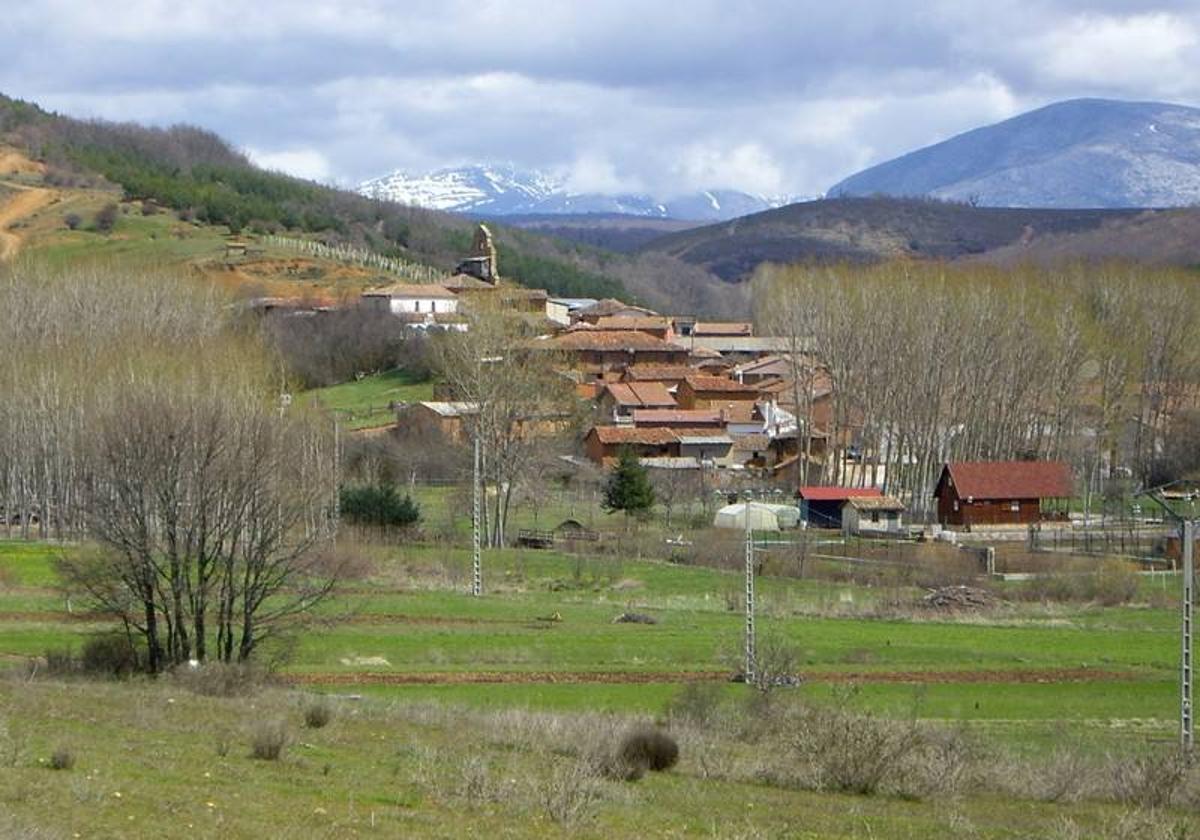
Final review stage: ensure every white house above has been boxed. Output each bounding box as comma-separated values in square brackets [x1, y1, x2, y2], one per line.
[361, 283, 459, 317]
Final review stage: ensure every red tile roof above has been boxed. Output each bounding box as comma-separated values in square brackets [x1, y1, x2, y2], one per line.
[683, 374, 760, 394]
[595, 316, 672, 331]
[588, 426, 678, 445]
[798, 486, 883, 502]
[938, 461, 1074, 500]
[603, 382, 676, 408]
[632, 409, 722, 426]
[543, 330, 686, 352]
[622, 364, 697, 382]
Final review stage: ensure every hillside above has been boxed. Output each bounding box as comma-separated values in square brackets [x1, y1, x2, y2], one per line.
[828, 98, 1200, 208]
[636, 196, 1143, 281]
[0, 93, 749, 315]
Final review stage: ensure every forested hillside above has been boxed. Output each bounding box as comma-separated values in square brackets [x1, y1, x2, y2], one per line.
[0, 94, 745, 314]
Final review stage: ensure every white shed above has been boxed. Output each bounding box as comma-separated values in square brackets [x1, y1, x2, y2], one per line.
[361, 283, 459, 317]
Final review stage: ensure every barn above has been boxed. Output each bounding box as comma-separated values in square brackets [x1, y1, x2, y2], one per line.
[934, 461, 1074, 528]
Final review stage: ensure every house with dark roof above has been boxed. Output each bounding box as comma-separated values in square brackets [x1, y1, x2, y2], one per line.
[538, 330, 689, 380]
[583, 426, 680, 465]
[934, 461, 1074, 527]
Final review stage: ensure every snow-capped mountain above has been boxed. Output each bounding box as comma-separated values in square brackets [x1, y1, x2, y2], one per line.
[827, 98, 1200, 208]
[359, 164, 793, 221]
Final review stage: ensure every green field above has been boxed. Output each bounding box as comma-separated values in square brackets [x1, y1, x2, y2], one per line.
[1, 537, 1194, 838]
[303, 368, 435, 429]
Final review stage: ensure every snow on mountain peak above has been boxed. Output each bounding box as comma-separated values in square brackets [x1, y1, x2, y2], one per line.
[358, 164, 795, 221]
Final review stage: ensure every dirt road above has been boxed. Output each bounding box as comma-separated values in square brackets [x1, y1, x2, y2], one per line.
[0, 184, 55, 260]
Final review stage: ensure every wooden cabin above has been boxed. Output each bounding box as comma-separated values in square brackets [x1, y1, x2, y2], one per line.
[934, 461, 1074, 528]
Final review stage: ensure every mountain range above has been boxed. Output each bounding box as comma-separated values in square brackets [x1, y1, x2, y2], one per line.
[827, 98, 1200, 208]
[358, 164, 793, 222]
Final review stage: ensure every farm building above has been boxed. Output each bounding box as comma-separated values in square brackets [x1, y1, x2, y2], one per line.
[583, 426, 679, 465]
[842, 496, 905, 536]
[593, 316, 675, 340]
[798, 486, 883, 528]
[538, 330, 690, 380]
[934, 461, 1074, 528]
[676, 375, 760, 411]
[361, 283, 459, 317]
[575, 299, 659, 324]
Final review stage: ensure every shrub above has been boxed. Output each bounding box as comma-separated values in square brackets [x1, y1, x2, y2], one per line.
[63, 213, 82, 230]
[48, 746, 74, 770]
[94, 202, 119, 233]
[80, 633, 140, 678]
[338, 483, 420, 528]
[140, 199, 158, 216]
[250, 720, 289, 761]
[303, 698, 333, 729]
[42, 647, 76, 676]
[791, 703, 927, 795]
[1108, 750, 1186, 808]
[618, 726, 679, 774]
[666, 682, 724, 728]
[536, 758, 604, 825]
[174, 662, 268, 697]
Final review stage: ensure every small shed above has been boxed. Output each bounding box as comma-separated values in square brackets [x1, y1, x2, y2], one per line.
[798, 486, 883, 528]
[842, 496, 905, 536]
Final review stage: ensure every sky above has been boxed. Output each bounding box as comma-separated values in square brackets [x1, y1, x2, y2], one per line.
[3, 1, 1200, 198]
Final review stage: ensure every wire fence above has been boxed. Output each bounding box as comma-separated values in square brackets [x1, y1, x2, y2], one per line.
[263, 235, 447, 283]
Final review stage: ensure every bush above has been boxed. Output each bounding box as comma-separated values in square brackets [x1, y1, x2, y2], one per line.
[250, 720, 289, 761]
[339, 484, 420, 528]
[80, 633, 140, 678]
[666, 682, 724, 728]
[42, 647, 75, 676]
[1108, 750, 1186, 808]
[63, 213, 82, 230]
[174, 662, 268, 698]
[303, 698, 333, 729]
[48, 746, 75, 770]
[94, 202, 119, 233]
[618, 726, 679, 774]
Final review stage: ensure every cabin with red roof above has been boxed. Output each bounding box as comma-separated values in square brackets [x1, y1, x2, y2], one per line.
[598, 382, 676, 422]
[934, 461, 1074, 528]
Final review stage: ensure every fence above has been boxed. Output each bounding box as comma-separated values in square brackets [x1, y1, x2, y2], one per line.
[262, 235, 447, 284]
[1028, 523, 1174, 562]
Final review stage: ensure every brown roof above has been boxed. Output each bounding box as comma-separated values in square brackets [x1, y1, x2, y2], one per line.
[693, 321, 753, 337]
[595, 316, 672, 331]
[732, 433, 771, 451]
[632, 409, 722, 426]
[683, 374, 760, 394]
[844, 495, 905, 511]
[363, 283, 458, 299]
[543, 330, 686, 353]
[622, 364, 697, 382]
[588, 426, 678, 445]
[938, 461, 1074, 500]
[603, 382, 676, 408]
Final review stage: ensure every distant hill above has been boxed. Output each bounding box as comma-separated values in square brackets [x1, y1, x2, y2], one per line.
[636, 196, 1142, 281]
[827, 98, 1200, 208]
[493, 213, 701, 253]
[359, 164, 794, 221]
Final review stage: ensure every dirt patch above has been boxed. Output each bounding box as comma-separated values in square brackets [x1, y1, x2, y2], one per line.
[282, 667, 1137, 687]
[0, 185, 57, 260]
[0, 149, 45, 177]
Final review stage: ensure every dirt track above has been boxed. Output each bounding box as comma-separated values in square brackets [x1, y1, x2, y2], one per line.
[0, 183, 56, 260]
[282, 667, 1136, 687]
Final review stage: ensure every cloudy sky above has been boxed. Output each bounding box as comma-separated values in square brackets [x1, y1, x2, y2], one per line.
[4, 1, 1199, 197]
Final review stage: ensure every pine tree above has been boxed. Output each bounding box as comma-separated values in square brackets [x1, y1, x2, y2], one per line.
[603, 446, 656, 523]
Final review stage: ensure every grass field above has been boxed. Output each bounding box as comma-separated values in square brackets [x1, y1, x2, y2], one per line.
[303, 369, 435, 430]
[1, 537, 1195, 837]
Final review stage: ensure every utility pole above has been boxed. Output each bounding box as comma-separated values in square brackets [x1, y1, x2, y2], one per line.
[472, 431, 482, 597]
[1143, 487, 1196, 753]
[744, 491, 757, 685]
[1183, 518, 1195, 752]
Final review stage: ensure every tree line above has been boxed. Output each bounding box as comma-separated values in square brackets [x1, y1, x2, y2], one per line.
[0, 260, 342, 672]
[754, 261, 1200, 517]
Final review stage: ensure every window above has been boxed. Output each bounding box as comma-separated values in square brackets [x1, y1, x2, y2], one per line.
[1010, 501, 1020, 512]
[870, 511, 880, 523]
[414, 300, 421, 313]
[953, 500, 959, 511]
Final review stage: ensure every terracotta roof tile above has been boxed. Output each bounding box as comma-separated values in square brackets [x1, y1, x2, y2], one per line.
[799, 486, 883, 502]
[631, 409, 723, 426]
[604, 382, 676, 408]
[544, 331, 686, 352]
[939, 461, 1074, 500]
[589, 426, 678, 445]
[683, 374, 760, 394]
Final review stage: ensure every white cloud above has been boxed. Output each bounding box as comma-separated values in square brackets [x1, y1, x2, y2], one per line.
[245, 148, 333, 183]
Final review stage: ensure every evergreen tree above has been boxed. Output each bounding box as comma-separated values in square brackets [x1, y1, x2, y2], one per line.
[603, 446, 656, 522]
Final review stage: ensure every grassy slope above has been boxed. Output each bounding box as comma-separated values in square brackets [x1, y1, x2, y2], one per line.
[302, 369, 435, 430]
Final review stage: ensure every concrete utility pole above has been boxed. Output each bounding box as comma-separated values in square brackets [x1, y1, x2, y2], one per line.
[1143, 488, 1196, 752]
[1183, 518, 1195, 752]
[472, 432, 482, 597]
[744, 492, 757, 685]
